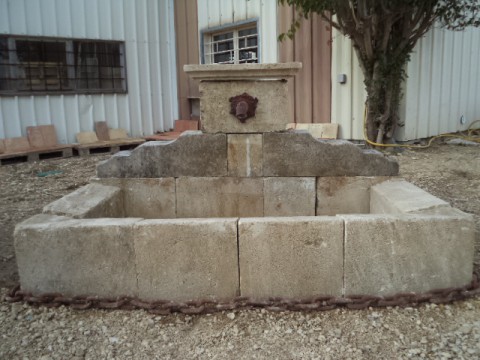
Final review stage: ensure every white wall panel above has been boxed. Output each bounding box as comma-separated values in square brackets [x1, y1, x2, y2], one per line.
[197, 0, 278, 64]
[332, 25, 480, 141]
[330, 29, 366, 140]
[0, 0, 178, 143]
[399, 26, 480, 140]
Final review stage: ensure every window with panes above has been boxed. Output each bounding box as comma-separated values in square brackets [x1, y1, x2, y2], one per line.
[203, 24, 258, 64]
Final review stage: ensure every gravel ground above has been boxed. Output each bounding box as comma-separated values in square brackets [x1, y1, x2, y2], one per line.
[0, 143, 479, 359]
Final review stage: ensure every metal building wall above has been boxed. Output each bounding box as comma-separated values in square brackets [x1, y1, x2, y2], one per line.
[0, 0, 178, 144]
[398, 26, 480, 141]
[331, 25, 480, 141]
[197, 0, 278, 64]
[330, 29, 366, 140]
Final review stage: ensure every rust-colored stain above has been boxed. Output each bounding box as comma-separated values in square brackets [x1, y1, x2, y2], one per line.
[229, 93, 258, 123]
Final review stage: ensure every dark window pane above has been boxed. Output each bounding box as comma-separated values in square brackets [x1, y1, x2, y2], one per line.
[0, 36, 126, 94]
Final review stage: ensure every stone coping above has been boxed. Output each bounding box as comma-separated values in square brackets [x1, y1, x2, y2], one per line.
[184, 62, 302, 80]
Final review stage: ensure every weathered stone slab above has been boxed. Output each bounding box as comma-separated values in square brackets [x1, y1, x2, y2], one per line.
[239, 217, 344, 299]
[135, 218, 239, 301]
[43, 183, 124, 218]
[92, 178, 176, 219]
[176, 177, 263, 218]
[316, 177, 390, 215]
[227, 134, 263, 177]
[342, 214, 475, 296]
[264, 177, 315, 216]
[263, 131, 399, 176]
[199, 80, 290, 133]
[184, 62, 302, 80]
[14, 216, 140, 297]
[96, 131, 227, 178]
[370, 179, 452, 215]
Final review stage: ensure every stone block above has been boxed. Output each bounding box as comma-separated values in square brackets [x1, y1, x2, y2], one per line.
[342, 214, 475, 296]
[43, 183, 124, 218]
[108, 128, 128, 140]
[316, 177, 390, 215]
[176, 177, 263, 218]
[4, 137, 30, 152]
[14, 216, 140, 297]
[263, 132, 399, 177]
[184, 62, 302, 81]
[96, 131, 227, 178]
[92, 178, 176, 219]
[227, 134, 263, 177]
[295, 123, 338, 139]
[239, 217, 344, 299]
[76, 131, 98, 144]
[264, 177, 315, 216]
[95, 121, 110, 141]
[199, 80, 290, 133]
[370, 180, 452, 214]
[134, 218, 239, 301]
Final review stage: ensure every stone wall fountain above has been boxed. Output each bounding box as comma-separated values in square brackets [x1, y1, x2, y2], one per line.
[14, 63, 475, 303]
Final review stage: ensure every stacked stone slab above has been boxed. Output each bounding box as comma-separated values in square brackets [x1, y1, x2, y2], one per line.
[14, 63, 475, 302]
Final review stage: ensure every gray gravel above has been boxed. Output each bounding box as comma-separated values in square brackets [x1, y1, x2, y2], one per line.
[1, 288, 480, 359]
[1, 145, 479, 359]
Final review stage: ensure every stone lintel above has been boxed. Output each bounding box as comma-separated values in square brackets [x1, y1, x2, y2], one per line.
[184, 62, 302, 81]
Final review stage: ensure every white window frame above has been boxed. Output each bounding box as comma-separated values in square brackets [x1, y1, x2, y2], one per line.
[201, 19, 259, 65]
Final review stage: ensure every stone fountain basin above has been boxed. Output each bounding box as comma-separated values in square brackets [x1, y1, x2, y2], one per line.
[14, 177, 474, 302]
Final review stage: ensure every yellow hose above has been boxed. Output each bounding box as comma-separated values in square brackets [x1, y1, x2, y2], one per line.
[363, 106, 480, 148]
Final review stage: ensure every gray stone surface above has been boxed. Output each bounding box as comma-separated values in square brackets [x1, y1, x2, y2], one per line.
[264, 177, 315, 216]
[239, 217, 344, 299]
[176, 177, 263, 218]
[200, 80, 290, 133]
[96, 131, 227, 178]
[14, 216, 140, 297]
[134, 218, 239, 301]
[43, 183, 124, 218]
[263, 131, 399, 176]
[370, 179, 452, 214]
[341, 214, 475, 296]
[316, 177, 390, 215]
[92, 178, 176, 219]
[227, 134, 263, 177]
[184, 62, 302, 80]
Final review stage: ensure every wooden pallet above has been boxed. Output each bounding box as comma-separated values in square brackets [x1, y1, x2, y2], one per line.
[0, 146, 73, 166]
[73, 139, 145, 156]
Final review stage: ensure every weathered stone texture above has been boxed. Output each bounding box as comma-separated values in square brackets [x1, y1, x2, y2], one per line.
[200, 80, 289, 133]
[43, 183, 124, 218]
[14, 216, 140, 297]
[96, 131, 227, 178]
[176, 177, 263, 218]
[92, 178, 176, 219]
[239, 217, 344, 299]
[263, 132, 399, 176]
[134, 218, 239, 301]
[342, 214, 475, 296]
[316, 177, 390, 215]
[227, 134, 263, 177]
[184, 62, 302, 81]
[370, 179, 453, 215]
[264, 177, 315, 216]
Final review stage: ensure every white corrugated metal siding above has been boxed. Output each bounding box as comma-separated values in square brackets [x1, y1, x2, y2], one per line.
[0, 0, 178, 144]
[398, 26, 480, 140]
[330, 29, 366, 140]
[197, 0, 278, 63]
[331, 25, 480, 141]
